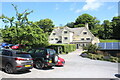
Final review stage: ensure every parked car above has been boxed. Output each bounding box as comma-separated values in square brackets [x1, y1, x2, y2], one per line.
[1, 43, 9, 47]
[0, 49, 33, 74]
[11, 44, 25, 49]
[27, 48, 58, 69]
[56, 57, 65, 66]
[7, 44, 14, 48]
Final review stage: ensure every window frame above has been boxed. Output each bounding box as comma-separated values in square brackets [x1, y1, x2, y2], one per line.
[64, 37, 68, 40]
[64, 31, 68, 34]
[81, 38, 84, 40]
[53, 33, 56, 35]
[83, 32, 87, 35]
[55, 38, 58, 40]
[86, 38, 90, 40]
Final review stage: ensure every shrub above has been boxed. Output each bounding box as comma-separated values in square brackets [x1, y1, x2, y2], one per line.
[109, 56, 119, 63]
[83, 44, 101, 54]
[48, 44, 76, 54]
[81, 52, 119, 63]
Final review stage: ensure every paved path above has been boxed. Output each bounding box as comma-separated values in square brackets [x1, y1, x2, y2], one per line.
[0, 49, 119, 78]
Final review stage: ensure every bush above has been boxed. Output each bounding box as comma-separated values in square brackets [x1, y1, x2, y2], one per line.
[109, 56, 119, 63]
[80, 52, 119, 63]
[83, 44, 101, 54]
[48, 44, 76, 54]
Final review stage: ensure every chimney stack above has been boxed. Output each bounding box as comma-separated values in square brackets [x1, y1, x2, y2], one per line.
[85, 23, 89, 29]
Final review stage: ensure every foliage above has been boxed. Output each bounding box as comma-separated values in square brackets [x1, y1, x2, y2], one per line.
[65, 14, 120, 40]
[65, 22, 74, 28]
[83, 44, 101, 54]
[0, 4, 49, 47]
[35, 18, 54, 34]
[100, 39, 120, 42]
[111, 16, 120, 39]
[74, 13, 100, 30]
[102, 20, 113, 39]
[81, 51, 119, 63]
[49, 44, 76, 54]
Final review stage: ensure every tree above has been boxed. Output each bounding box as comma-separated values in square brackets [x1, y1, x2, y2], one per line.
[65, 22, 74, 28]
[74, 13, 100, 30]
[1, 4, 49, 47]
[35, 18, 54, 34]
[83, 44, 100, 54]
[91, 24, 104, 38]
[102, 20, 112, 39]
[111, 16, 120, 39]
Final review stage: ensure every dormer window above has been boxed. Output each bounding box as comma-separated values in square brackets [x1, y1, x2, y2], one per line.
[55, 38, 58, 40]
[86, 38, 90, 40]
[53, 33, 56, 35]
[64, 31, 67, 34]
[81, 38, 84, 40]
[64, 37, 68, 40]
[83, 32, 87, 34]
[51, 39, 54, 40]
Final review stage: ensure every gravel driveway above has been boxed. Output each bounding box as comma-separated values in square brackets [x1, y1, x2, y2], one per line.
[0, 49, 119, 78]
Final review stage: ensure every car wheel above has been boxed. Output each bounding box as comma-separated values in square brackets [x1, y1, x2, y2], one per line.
[5, 63, 14, 74]
[35, 60, 44, 69]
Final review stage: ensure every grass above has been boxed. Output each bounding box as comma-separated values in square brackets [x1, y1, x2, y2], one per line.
[100, 39, 120, 43]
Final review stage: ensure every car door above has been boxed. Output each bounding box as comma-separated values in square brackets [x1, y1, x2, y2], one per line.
[2, 50, 13, 67]
[27, 49, 36, 58]
[0, 48, 2, 68]
[35, 49, 45, 58]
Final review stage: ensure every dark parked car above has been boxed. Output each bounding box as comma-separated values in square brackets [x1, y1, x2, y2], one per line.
[0, 49, 33, 74]
[27, 48, 58, 69]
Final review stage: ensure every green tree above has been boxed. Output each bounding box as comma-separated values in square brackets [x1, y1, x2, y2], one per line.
[74, 13, 100, 30]
[102, 20, 112, 39]
[65, 22, 74, 28]
[111, 16, 120, 39]
[83, 44, 100, 54]
[36, 18, 54, 34]
[1, 4, 49, 47]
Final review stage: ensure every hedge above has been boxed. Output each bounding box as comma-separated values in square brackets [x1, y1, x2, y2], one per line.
[48, 44, 76, 54]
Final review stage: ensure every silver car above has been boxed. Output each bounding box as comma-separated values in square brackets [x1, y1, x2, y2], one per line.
[0, 49, 33, 74]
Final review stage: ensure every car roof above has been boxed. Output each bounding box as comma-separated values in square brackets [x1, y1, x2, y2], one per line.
[2, 49, 28, 53]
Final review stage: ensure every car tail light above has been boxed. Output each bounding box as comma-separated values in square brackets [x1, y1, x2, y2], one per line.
[15, 58, 25, 61]
[16, 66, 22, 67]
[29, 58, 33, 60]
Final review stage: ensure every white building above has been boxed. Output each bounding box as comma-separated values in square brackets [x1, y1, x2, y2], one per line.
[49, 23, 100, 49]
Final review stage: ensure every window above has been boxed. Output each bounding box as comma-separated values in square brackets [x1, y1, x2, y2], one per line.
[83, 32, 87, 34]
[55, 38, 58, 40]
[2, 50, 12, 56]
[64, 31, 67, 34]
[53, 33, 56, 35]
[16, 54, 31, 58]
[81, 38, 84, 40]
[51, 39, 54, 40]
[64, 37, 68, 40]
[86, 38, 90, 40]
[28, 49, 35, 54]
[35, 49, 44, 54]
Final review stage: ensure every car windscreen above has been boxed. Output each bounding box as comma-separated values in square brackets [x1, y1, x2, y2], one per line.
[16, 53, 31, 58]
[47, 49, 56, 55]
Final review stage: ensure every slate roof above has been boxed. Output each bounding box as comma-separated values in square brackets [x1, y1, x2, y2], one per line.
[53, 26, 86, 36]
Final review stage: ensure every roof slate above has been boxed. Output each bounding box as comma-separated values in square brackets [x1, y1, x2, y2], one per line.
[53, 27, 86, 36]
